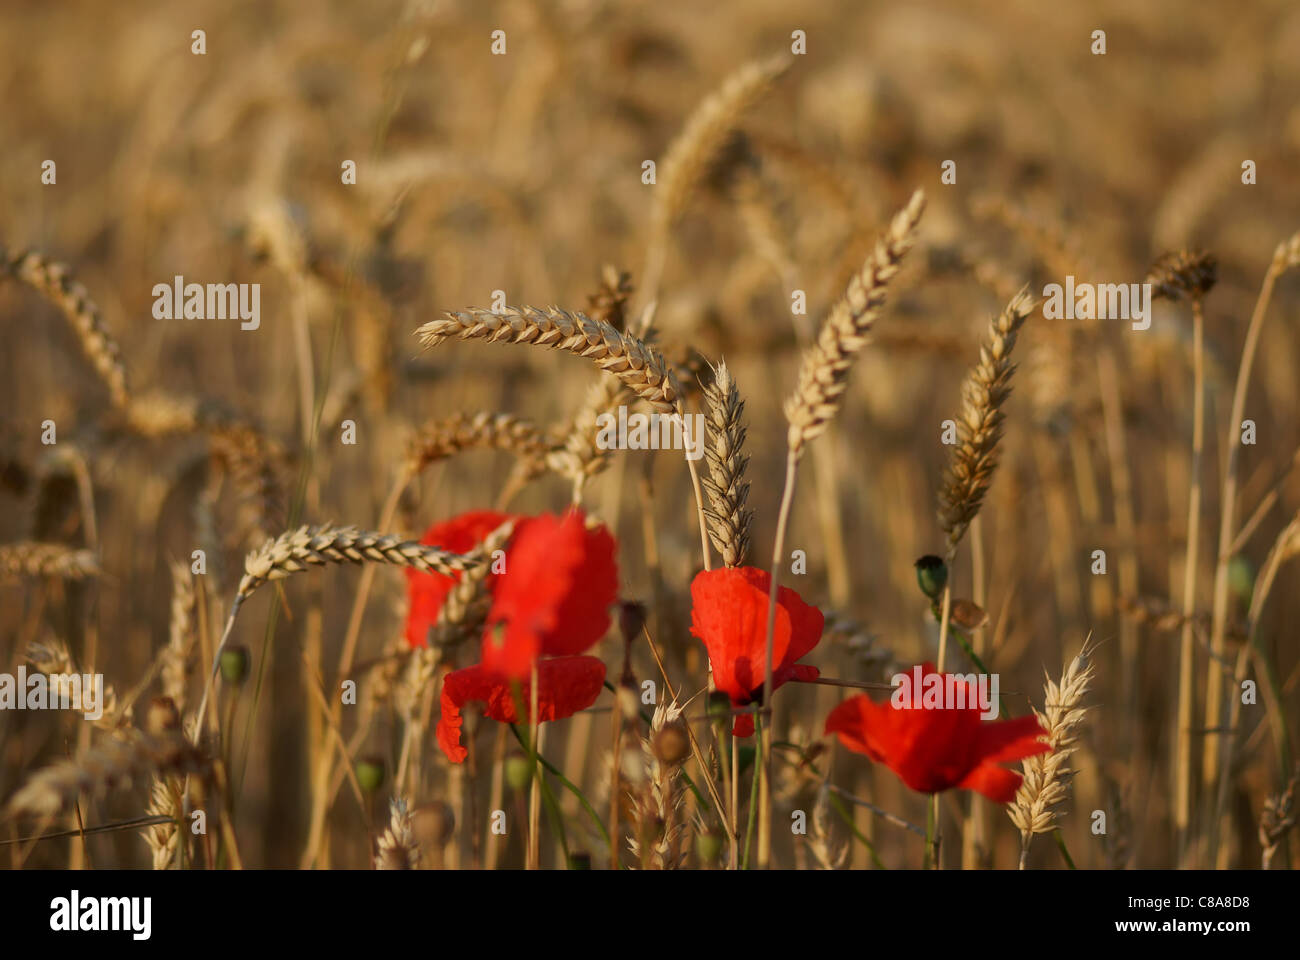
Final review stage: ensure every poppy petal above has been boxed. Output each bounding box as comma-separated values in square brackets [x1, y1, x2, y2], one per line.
[436, 656, 607, 763]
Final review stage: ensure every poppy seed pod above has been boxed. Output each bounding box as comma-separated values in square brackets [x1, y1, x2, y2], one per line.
[913, 555, 948, 600]
[618, 600, 647, 644]
[219, 645, 249, 685]
[356, 756, 386, 793]
[505, 754, 533, 791]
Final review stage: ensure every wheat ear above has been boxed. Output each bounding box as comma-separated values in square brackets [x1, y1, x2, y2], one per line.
[416, 305, 679, 413]
[936, 287, 1035, 557]
[1, 247, 129, 408]
[0, 542, 101, 580]
[1009, 638, 1097, 867]
[784, 189, 926, 458]
[701, 360, 752, 567]
[642, 55, 792, 307]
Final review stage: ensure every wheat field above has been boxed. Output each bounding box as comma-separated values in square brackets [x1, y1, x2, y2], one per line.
[1, 0, 1299, 872]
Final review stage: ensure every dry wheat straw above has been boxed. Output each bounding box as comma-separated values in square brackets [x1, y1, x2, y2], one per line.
[416, 305, 679, 413]
[784, 190, 926, 457]
[1148, 249, 1216, 864]
[1009, 638, 1096, 867]
[701, 361, 752, 567]
[1, 248, 129, 408]
[1205, 234, 1300, 861]
[0, 542, 100, 580]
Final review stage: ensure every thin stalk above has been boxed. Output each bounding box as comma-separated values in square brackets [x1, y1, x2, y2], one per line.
[759, 450, 799, 868]
[1175, 297, 1205, 865]
[1204, 259, 1283, 853]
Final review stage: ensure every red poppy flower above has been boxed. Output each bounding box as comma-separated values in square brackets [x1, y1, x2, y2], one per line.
[824, 663, 1050, 803]
[436, 656, 607, 763]
[480, 510, 618, 679]
[405, 510, 514, 649]
[689, 566, 824, 737]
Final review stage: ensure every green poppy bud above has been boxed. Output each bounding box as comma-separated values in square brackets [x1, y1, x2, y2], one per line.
[914, 555, 948, 600]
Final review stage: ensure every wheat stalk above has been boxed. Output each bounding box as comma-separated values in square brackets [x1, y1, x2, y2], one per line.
[1, 247, 129, 408]
[784, 189, 926, 458]
[701, 360, 752, 567]
[1009, 637, 1097, 867]
[0, 542, 100, 580]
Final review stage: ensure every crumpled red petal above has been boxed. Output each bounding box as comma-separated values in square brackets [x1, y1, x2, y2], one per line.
[436, 656, 607, 763]
[689, 566, 823, 735]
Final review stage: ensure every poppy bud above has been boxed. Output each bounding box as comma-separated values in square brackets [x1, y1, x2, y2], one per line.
[505, 754, 533, 791]
[651, 719, 691, 767]
[356, 756, 386, 793]
[696, 829, 723, 864]
[566, 852, 592, 870]
[412, 801, 455, 848]
[914, 555, 948, 599]
[145, 696, 180, 735]
[706, 690, 732, 722]
[618, 600, 647, 644]
[219, 645, 250, 686]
